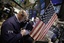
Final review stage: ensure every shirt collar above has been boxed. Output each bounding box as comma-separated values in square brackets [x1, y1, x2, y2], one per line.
[15, 14, 21, 23]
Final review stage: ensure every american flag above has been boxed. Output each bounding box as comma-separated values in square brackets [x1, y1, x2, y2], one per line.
[30, 1, 58, 41]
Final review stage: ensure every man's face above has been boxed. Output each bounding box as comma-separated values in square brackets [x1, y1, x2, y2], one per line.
[20, 16, 26, 22]
[18, 14, 25, 22]
[18, 13, 28, 22]
[17, 10, 29, 23]
[35, 17, 39, 22]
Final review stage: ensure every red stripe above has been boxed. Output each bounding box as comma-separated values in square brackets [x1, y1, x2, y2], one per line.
[41, 14, 57, 40]
[40, 14, 55, 40]
[38, 13, 56, 40]
[35, 23, 45, 40]
[30, 20, 40, 35]
[30, 13, 57, 41]
[35, 23, 44, 40]
[38, 14, 55, 40]
[37, 23, 46, 40]
[42, 14, 57, 39]
[32, 22, 43, 39]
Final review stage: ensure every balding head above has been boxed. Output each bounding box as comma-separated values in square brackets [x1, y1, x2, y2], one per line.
[18, 10, 27, 17]
[17, 9, 28, 22]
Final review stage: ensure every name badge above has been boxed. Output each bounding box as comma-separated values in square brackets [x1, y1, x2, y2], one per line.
[8, 30, 13, 33]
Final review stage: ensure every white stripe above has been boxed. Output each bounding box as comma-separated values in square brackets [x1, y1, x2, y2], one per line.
[36, 24, 45, 40]
[38, 13, 55, 40]
[31, 21, 43, 37]
[37, 24, 45, 40]
[40, 14, 55, 40]
[41, 13, 57, 40]
[34, 22, 44, 40]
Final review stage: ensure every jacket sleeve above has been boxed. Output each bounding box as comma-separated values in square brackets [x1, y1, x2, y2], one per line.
[1, 22, 22, 43]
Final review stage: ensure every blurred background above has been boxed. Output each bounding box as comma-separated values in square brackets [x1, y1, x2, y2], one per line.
[0, 0, 64, 43]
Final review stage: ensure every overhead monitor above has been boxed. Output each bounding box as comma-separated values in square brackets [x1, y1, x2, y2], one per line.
[40, 0, 50, 15]
[51, 0, 62, 5]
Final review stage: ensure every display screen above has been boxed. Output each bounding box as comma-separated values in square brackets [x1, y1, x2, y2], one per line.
[40, 0, 45, 10]
[33, 10, 37, 17]
[40, 0, 45, 15]
[29, 9, 33, 19]
[29, 9, 37, 19]
[51, 0, 62, 5]
[14, 0, 22, 6]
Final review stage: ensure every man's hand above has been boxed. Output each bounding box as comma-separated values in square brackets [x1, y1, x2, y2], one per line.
[20, 29, 30, 36]
[20, 29, 26, 36]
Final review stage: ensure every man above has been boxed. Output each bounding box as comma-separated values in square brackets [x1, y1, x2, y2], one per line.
[1, 10, 33, 43]
[33, 17, 40, 27]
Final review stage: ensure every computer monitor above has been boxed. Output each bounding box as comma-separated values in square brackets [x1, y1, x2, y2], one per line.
[40, 0, 50, 15]
[51, 0, 62, 5]
[29, 9, 33, 19]
[29, 9, 37, 19]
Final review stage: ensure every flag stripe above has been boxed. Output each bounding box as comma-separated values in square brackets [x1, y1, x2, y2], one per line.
[37, 23, 45, 40]
[39, 13, 57, 40]
[41, 14, 56, 40]
[33, 23, 45, 40]
[38, 13, 56, 40]
[36, 23, 45, 41]
[30, 21, 43, 37]
[32, 21, 43, 38]
[41, 14, 57, 40]
[30, 1, 57, 41]
[39, 13, 56, 40]
[30, 20, 40, 35]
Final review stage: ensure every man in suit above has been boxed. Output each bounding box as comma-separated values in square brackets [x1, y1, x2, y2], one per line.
[1, 10, 33, 43]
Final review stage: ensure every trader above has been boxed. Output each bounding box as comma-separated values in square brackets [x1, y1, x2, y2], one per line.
[1, 10, 33, 43]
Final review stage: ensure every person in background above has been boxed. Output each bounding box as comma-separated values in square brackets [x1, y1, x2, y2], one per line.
[1, 9, 33, 43]
[33, 17, 40, 27]
[4, 3, 14, 19]
[0, 1, 4, 21]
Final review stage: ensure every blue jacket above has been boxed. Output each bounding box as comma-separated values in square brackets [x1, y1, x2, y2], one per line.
[1, 15, 33, 43]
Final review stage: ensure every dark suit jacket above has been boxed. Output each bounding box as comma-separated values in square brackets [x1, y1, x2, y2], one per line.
[1, 15, 33, 43]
